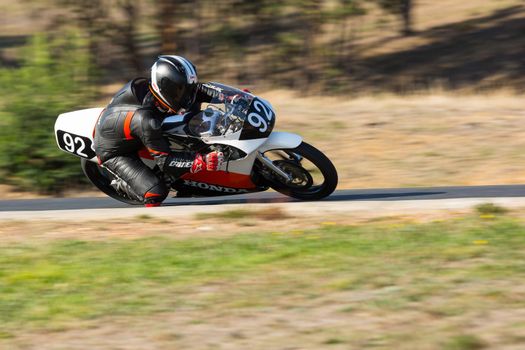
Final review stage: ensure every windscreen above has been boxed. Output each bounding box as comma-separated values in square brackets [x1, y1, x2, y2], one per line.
[188, 83, 254, 138]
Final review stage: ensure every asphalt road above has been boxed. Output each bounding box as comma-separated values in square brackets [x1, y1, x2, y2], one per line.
[1, 185, 525, 212]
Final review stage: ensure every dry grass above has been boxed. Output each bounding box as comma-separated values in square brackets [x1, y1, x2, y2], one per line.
[265, 91, 525, 190]
[195, 206, 291, 221]
[0, 204, 484, 244]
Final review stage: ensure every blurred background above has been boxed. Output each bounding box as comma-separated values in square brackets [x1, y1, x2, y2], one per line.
[2, 2, 525, 349]
[0, 0, 524, 195]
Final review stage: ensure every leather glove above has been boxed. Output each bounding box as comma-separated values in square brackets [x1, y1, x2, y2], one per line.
[205, 151, 224, 171]
[191, 151, 224, 173]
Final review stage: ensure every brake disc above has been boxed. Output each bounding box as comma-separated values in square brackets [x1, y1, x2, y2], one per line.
[273, 160, 313, 189]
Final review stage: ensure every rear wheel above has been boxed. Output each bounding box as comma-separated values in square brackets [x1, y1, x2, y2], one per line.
[81, 158, 143, 205]
[261, 142, 338, 200]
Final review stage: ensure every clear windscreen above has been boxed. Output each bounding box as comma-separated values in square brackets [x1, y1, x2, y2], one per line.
[188, 83, 254, 138]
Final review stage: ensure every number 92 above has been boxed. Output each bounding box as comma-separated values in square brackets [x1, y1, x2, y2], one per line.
[62, 132, 89, 158]
[247, 99, 273, 133]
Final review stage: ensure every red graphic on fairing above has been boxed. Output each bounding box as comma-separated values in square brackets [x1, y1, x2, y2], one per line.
[138, 146, 256, 189]
[181, 170, 257, 189]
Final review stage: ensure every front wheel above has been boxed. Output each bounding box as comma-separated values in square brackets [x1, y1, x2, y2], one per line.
[81, 158, 143, 205]
[261, 142, 338, 200]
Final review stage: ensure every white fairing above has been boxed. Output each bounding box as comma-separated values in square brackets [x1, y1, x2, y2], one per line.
[258, 132, 302, 153]
[54, 108, 103, 162]
[208, 132, 303, 175]
[55, 108, 103, 138]
[201, 131, 302, 155]
[201, 133, 265, 155]
[55, 107, 302, 177]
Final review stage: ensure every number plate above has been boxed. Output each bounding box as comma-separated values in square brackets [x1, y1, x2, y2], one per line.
[56, 130, 96, 159]
[240, 97, 276, 140]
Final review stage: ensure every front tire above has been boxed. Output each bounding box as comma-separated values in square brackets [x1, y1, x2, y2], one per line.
[264, 142, 338, 200]
[81, 158, 143, 205]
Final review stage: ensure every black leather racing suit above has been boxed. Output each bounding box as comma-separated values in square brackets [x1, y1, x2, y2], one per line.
[93, 78, 210, 205]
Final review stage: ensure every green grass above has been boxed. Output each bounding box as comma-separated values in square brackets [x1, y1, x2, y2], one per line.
[195, 209, 254, 220]
[443, 335, 487, 350]
[475, 203, 508, 216]
[195, 206, 290, 220]
[1, 215, 525, 344]
[135, 214, 154, 220]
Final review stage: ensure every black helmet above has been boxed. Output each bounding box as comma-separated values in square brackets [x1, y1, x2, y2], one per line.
[149, 55, 198, 112]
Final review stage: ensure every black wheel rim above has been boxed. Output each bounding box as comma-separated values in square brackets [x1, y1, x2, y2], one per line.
[264, 150, 328, 195]
[273, 160, 313, 189]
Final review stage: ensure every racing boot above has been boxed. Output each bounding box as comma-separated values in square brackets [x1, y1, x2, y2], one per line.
[110, 178, 143, 202]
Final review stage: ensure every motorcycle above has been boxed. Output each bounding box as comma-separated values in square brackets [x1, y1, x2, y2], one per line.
[54, 82, 338, 205]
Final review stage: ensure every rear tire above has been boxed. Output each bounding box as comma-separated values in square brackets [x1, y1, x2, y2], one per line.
[265, 142, 338, 200]
[81, 158, 143, 205]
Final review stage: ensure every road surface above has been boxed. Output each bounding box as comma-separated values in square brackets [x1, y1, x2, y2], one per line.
[1, 185, 525, 220]
[1, 185, 525, 211]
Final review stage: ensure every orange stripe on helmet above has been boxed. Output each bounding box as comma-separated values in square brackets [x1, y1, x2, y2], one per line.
[148, 85, 176, 113]
[123, 111, 134, 140]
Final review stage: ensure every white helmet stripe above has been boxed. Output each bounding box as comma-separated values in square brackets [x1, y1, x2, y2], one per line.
[151, 62, 159, 88]
[159, 55, 197, 84]
[173, 55, 196, 78]
[175, 56, 197, 83]
[150, 61, 171, 106]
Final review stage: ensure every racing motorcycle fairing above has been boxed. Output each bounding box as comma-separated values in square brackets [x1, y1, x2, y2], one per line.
[255, 132, 303, 153]
[55, 107, 103, 162]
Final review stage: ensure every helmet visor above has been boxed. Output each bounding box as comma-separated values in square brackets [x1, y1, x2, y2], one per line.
[158, 79, 197, 112]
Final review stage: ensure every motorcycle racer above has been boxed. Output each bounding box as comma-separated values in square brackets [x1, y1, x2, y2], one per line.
[94, 55, 224, 207]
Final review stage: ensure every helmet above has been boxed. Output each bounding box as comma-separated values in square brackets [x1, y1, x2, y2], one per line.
[149, 55, 198, 113]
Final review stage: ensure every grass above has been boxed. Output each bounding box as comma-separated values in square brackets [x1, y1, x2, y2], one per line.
[443, 335, 487, 350]
[1, 215, 525, 347]
[195, 209, 254, 220]
[195, 206, 291, 221]
[475, 203, 509, 216]
[323, 337, 346, 345]
[267, 92, 525, 190]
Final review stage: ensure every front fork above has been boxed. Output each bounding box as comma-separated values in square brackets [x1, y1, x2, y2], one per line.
[256, 151, 297, 183]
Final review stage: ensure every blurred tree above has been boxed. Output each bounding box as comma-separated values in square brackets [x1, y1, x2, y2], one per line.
[376, 0, 414, 35]
[55, 0, 110, 69]
[51, 0, 144, 75]
[327, 0, 366, 77]
[11, 0, 395, 96]
[0, 35, 94, 193]
[118, 0, 143, 72]
[157, 0, 179, 53]
[240, 0, 288, 83]
[297, 0, 324, 88]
